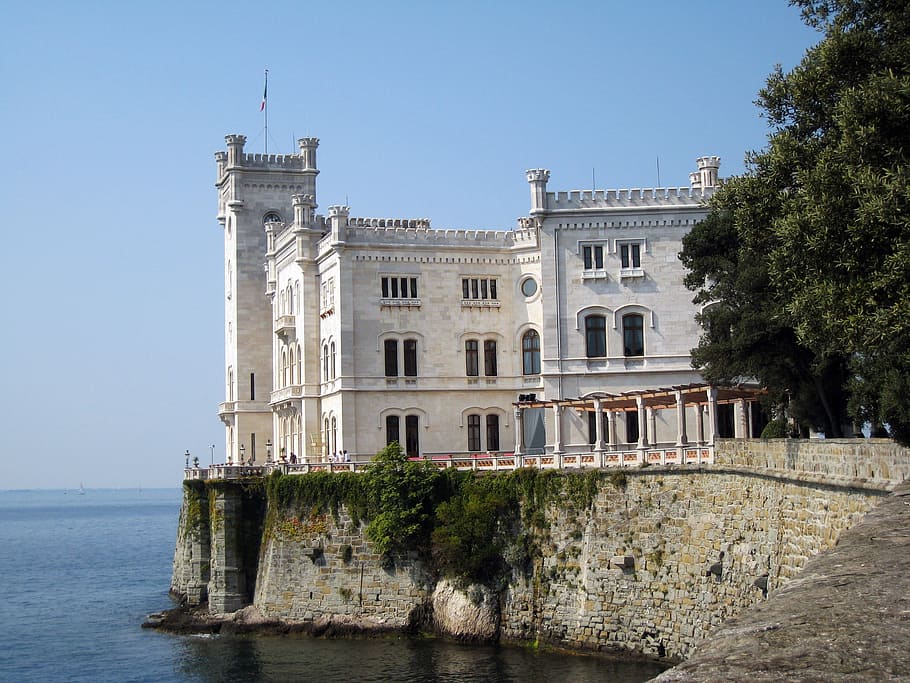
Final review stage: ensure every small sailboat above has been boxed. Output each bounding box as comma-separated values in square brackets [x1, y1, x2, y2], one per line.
[77, 482, 86, 495]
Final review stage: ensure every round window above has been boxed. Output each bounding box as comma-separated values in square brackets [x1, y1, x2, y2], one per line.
[520, 277, 538, 297]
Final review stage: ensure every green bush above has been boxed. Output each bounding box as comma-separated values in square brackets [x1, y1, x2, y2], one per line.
[760, 418, 789, 439]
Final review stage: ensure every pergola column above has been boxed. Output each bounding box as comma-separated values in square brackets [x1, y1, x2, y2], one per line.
[675, 390, 688, 447]
[607, 410, 617, 450]
[737, 398, 749, 438]
[706, 385, 719, 446]
[647, 407, 657, 445]
[593, 398, 606, 453]
[636, 395, 649, 449]
[695, 403, 705, 445]
[514, 407, 524, 457]
[552, 403, 563, 455]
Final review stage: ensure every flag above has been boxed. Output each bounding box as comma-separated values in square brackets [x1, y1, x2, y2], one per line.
[260, 70, 268, 111]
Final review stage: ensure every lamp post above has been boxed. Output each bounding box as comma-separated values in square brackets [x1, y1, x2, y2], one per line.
[266, 439, 273, 463]
[185, 450, 190, 469]
[239, 444, 246, 467]
[210, 444, 215, 466]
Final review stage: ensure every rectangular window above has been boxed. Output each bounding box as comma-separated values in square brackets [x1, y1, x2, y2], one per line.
[384, 339, 398, 377]
[465, 340, 479, 376]
[405, 415, 419, 457]
[250, 372, 255, 400]
[467, 414, 481, 451]
[620, 243, 640, 268]
[381, 276, 420, 303]
[618, 241, 644, 276]
[486, 414, 500, 451]
[386, 415, 400, 446]
[461, 278, 499, 301]
[588, 411, 597, 445]
[403, 339, 418, 377]
[484, 340, 497, 376]
[583, 245, 604, 269]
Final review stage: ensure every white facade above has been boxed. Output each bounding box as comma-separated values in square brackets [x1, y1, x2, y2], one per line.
[215, 135, 721, 464]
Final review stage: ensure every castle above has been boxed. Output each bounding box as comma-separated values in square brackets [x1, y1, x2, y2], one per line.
[215, 134, 749, 465]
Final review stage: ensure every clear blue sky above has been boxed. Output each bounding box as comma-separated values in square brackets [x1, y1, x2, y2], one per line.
[0, 1, 819, 489]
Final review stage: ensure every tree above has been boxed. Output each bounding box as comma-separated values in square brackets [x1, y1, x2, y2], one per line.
[363, 442, 444, 557]
[681, 0, 910, 439]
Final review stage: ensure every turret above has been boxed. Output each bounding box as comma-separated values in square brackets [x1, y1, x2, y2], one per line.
[526, 168, 550, 214]
[328, 205, 350, 244]
[226, 134, 247, 166]
[690, 156, 720, 190]
[298, 137, 319, 171]
[292, 194, 315, 228]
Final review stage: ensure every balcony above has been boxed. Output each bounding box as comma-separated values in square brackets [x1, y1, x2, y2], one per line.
[217, 401, 236, 417]
[274, 315, 296, 337]
[270, 385, 303, 404]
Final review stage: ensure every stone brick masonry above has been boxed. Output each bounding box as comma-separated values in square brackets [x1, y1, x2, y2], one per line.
[170, 439, 910, 665]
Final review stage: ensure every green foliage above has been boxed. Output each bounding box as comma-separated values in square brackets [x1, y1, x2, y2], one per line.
[362, 442, 446, 557]
[431, 486, 518, 588]
[681, 0, 910, 441]
[760, 418, 790, 439]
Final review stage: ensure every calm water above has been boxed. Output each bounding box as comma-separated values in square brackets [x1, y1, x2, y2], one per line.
[0, 489, 666, 682]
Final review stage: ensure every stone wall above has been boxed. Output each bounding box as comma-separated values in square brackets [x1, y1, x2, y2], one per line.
[715, 438, 910, 488]
[498, 468, 879, 660]
[170, 440, 909, 661]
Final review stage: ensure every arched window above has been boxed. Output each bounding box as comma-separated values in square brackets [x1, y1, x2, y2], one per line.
[622, 313, 644, 357]
[295, 281, 300, 314]
[484, 340, 497, 377]
[330, 341, 337, 379]
[522, 330, 540, 375]
[384, 340, 398, 377]
[403, 339, 418, 377]
[289, 346, 296, 385]
[286, 284, 294, 314]
[324, 418, 330, 458]
[281, 350, 288, 388]
[486, 414, 500, 451]
[296, 343, 302, 383]
[386, 415, 400, 446]
[585, 315, 607, 357]
[331, 417, 337, 457]
[405, 415, 419, 457]
[467, 414, 481, 451]
[227, 366, 234, 401]
[323, 344, 329, 381]
[465, 340, 479, 376]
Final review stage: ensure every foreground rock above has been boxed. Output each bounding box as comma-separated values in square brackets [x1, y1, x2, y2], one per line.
[654, 482, 910, 682]
[431, 579, 500, 642]
[142, 604, 400, 638]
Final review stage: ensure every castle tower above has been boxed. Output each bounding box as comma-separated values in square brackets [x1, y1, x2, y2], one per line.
[215, 134, 319, 465]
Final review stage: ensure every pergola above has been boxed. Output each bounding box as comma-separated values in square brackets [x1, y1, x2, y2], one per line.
[512, 383, 765, 457]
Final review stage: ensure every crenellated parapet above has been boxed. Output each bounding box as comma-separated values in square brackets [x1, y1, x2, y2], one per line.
[347, 217, 432, 229]
[546, 185, 716, 212]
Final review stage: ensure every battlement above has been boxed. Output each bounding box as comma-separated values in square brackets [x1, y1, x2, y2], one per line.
[341, 221, 517, 246]
[546, 185, 715, 211]
[238, 152, 308, 170]
[346, 217, 432, 229]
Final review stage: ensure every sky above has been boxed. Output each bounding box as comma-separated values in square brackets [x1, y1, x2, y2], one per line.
[0, 0, 821, 489]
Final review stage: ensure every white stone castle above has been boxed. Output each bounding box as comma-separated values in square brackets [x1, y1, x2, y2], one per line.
[215, 134, 734, 465]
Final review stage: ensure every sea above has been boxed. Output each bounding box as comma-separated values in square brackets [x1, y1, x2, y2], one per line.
[0, 488, 667, 682]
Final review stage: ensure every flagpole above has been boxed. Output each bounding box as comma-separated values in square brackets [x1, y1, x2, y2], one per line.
[262, 69, 269, 155]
